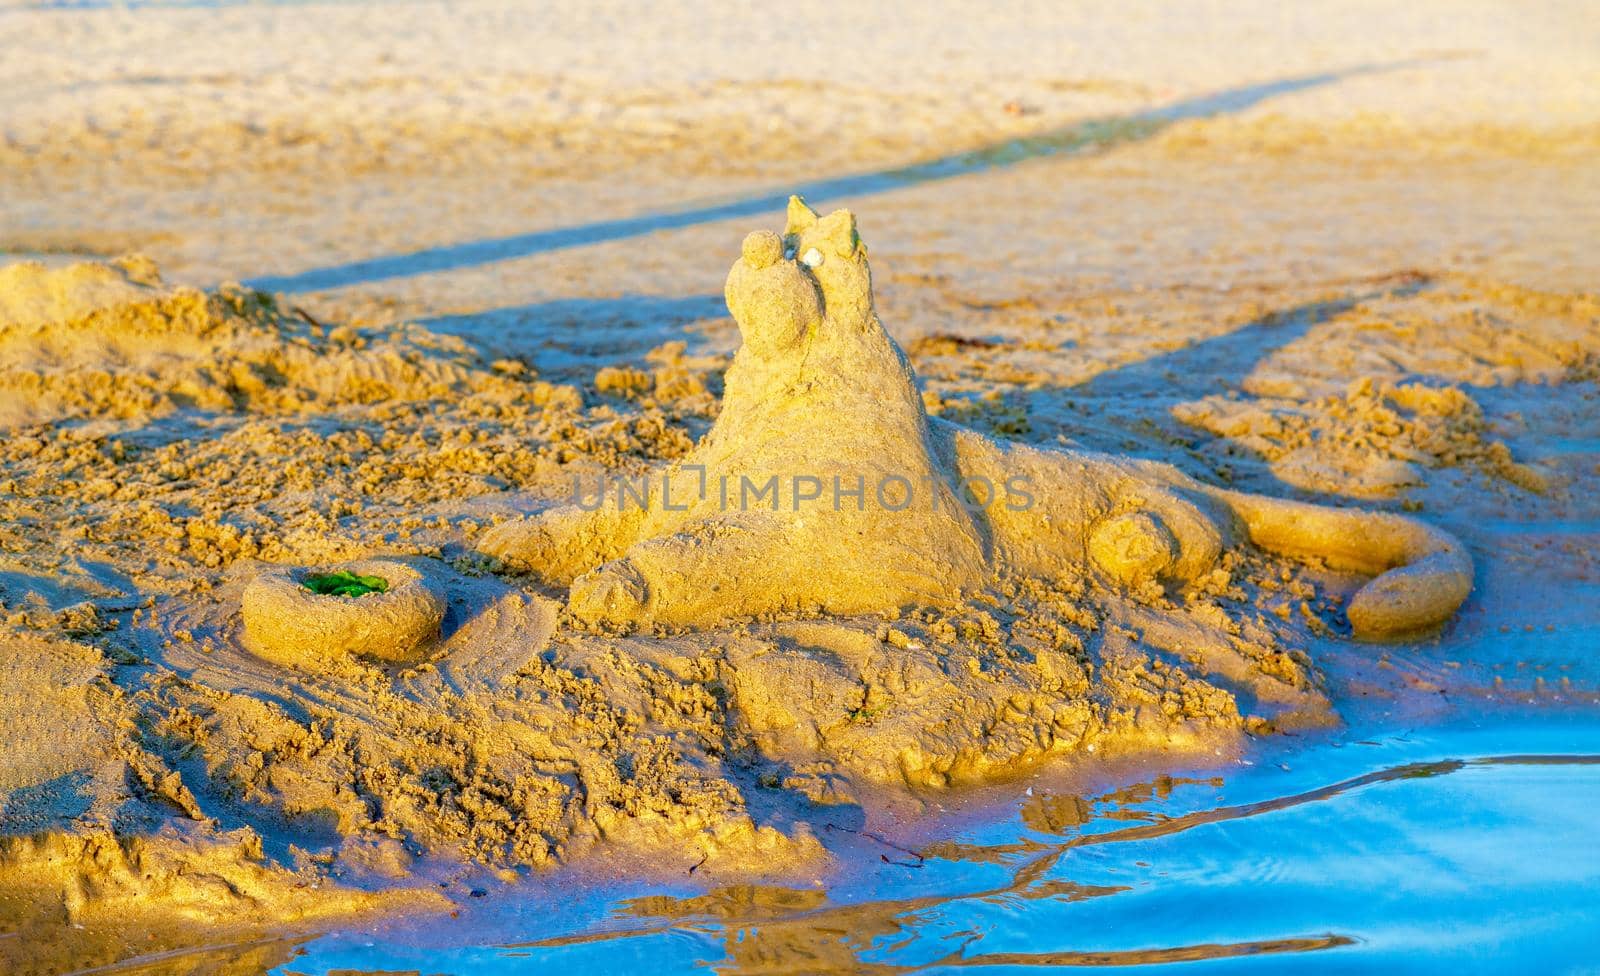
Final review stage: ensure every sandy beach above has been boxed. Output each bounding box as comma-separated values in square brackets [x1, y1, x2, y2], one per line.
[1, 1, 1597, 971]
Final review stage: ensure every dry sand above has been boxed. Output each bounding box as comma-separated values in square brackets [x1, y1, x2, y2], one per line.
[1, 0, 1597, 970]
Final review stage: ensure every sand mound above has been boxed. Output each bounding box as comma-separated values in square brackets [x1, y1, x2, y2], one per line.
[0, 222, 1523, 958]
[0, 256, 573, 429]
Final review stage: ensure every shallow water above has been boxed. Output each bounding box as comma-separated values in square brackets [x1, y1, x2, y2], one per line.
[259, 715, 1600, 975]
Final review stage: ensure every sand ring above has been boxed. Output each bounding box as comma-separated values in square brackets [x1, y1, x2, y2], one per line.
[241, 559, 446, 668]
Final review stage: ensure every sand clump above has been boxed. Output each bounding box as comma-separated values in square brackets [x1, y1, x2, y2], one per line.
[0, 635, 434, 974]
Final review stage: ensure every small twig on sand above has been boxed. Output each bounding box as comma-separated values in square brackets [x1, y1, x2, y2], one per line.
[824, 823, 924, 867]
[291, 305, 325, 329]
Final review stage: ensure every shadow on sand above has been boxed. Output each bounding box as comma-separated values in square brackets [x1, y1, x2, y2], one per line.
[419, 294, 728, 380]
[247, 60, 1429, 294]
[1032, 272, 1436, 465]
[1067, 274, 1435, 411]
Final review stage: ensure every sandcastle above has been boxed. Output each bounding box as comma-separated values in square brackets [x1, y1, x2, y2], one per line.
[480, 198, 1473, 639]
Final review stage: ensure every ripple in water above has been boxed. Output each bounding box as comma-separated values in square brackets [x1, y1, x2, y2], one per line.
[259, 718, 1600, 974]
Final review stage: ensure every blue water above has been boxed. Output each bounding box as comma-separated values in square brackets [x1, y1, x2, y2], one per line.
[260, 716, 1600, 975]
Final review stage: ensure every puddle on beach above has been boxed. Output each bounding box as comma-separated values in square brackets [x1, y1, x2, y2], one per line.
[216, 716, 1600, 975]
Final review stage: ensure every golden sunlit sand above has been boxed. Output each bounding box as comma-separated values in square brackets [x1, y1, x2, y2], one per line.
[1, 1, 1597, 971]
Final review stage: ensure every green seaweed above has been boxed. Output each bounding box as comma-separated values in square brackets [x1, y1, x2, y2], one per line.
[302, 570, 389, 598]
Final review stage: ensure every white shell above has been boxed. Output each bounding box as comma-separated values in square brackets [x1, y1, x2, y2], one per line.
[800, 247, 825, 268]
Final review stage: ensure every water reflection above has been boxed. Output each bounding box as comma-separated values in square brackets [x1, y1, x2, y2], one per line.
[488, 752, 1595, 973]
[277, 730, 1600, 974]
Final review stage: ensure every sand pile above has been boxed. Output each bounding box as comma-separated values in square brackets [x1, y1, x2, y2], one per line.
[0, 207, 1530, 967]
[0, 256, 575, 429]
